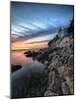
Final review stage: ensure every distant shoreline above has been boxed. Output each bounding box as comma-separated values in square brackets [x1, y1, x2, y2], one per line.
[11, 47, 48, 52]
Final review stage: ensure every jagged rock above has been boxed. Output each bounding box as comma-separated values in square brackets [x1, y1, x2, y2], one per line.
[44, 90, 59, 96]
[44, 61, 48, 65]
[57, 65, 73, 78]
[62, 80, 70, 95]
[24, 50, 32, 57]
[68, 55, 74, 68]
[57, 65, 74, 95]
[48, 63, 54, 72]
[58, 37, 70, 47]
[47, 68, 63, 95]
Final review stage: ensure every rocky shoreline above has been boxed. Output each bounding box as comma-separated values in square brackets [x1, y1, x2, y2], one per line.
[24, 33, 74, 96]
[11, 33, 74, 98]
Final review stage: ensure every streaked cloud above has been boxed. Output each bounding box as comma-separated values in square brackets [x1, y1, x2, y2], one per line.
[11, 2, 73, 49]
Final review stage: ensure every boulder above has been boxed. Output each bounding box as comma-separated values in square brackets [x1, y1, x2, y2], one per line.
[24, 50, 32, 57]
[11, 64, 22, 73]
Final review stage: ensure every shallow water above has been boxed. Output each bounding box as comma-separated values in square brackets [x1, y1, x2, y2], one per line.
[11, 51, 45, 77]
[11, 50, 48, 98]
[11, 50, 33, 66]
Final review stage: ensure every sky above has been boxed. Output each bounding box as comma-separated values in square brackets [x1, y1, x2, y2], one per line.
[11, 2, 74, 50]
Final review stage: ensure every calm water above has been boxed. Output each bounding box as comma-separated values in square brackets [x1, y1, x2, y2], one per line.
[11, 51, 48, 99]
[11, 50, 46, 68]
[12, 50, 32, 66]
[11, 50, 47, 81]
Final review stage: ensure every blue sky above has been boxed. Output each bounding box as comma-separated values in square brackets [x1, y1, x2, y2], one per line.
[11, 2, 73, 48]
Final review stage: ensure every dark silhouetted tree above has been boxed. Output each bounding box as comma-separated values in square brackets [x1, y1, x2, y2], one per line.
[68, 16, 74, 34]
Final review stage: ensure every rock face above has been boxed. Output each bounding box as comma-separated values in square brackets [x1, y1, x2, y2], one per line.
[62, 80, 70, 95]
[45, 68, 63, 96]
[46, 34, 74, 96]
[25, 33, 74, 97]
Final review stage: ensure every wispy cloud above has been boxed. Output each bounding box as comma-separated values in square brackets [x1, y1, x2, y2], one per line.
[11, 2, 73, 49]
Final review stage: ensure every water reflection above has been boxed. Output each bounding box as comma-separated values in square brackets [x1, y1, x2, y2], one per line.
[11, 50, 32, 65]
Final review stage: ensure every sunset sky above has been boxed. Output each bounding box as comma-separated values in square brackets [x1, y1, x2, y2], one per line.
[11, 2, 73, 50]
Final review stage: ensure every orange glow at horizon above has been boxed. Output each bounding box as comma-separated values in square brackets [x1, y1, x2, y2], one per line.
[11, 32, 57, 50]
[12, 41, 48, 50]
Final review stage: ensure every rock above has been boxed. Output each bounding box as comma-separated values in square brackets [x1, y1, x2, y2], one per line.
[57, 65, 74, 95]
[48, 53, 53, 62]
[11, 64, 22, 73]
[57, 65, 66, 77]
[48, 63, 54, 72]
[62, 80, 70, 95]
[58, 37, 70, 47]
[68, 55, 74, 68]
[47, 68, 63, 95]
[69, 81, 74, 94]
[44, 90, 59, 96]
[24, 50, 32, 57]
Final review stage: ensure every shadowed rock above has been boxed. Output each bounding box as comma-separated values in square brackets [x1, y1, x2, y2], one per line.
[24, 50, 32, 57]
[11, 64, 22, 73]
